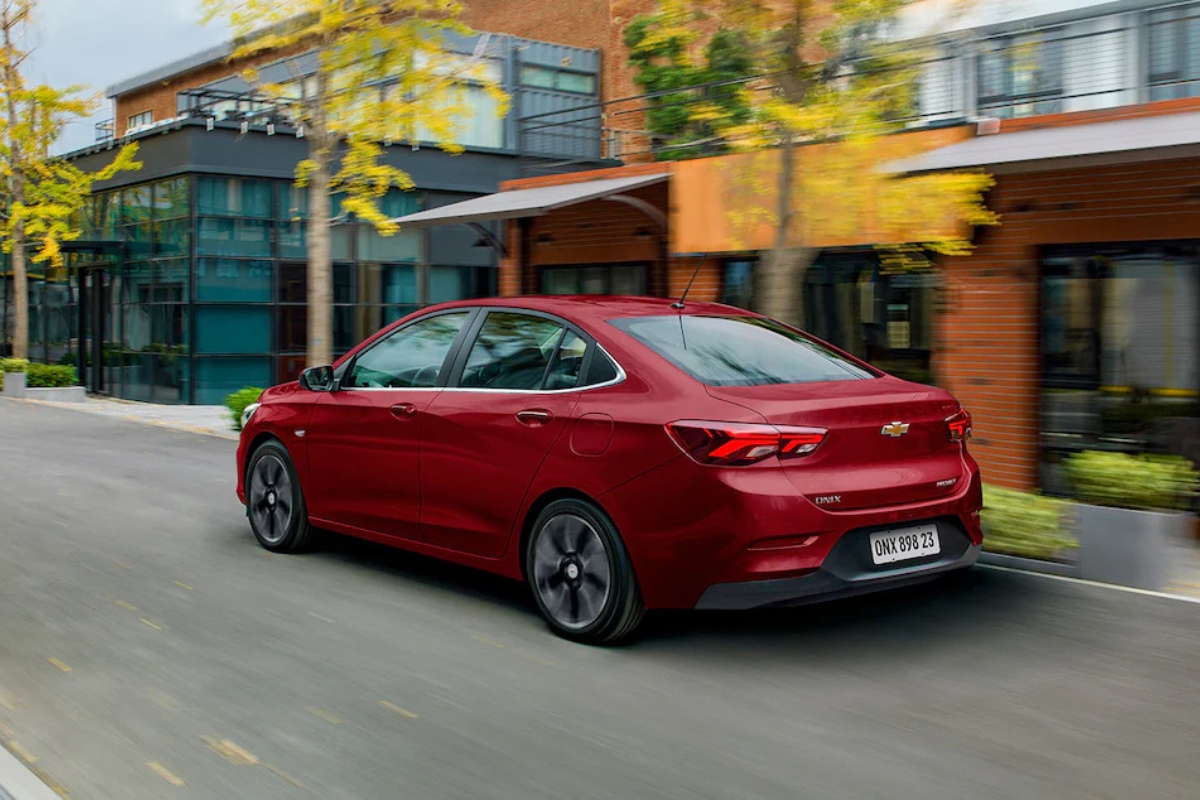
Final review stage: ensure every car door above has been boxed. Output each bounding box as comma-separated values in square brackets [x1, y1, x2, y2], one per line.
[419, 310, 586, 558]
[304, 309, 475, 541]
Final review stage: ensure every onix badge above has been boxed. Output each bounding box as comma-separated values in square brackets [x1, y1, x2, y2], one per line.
[881, 421, 911, 438]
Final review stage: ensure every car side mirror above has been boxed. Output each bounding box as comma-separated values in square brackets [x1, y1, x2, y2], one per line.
[299, 365, 337, 392]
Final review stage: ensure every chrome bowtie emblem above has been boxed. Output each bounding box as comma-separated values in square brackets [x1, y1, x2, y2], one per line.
[881, 421, 910, 438]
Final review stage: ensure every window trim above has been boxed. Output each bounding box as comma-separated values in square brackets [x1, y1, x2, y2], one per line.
[128, 110, 154, 129]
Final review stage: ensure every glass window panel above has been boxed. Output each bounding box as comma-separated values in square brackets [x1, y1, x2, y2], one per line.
[194, 357, 273, 405]
[557, 71, 596, 94]
[121, 185, 153, 225]
[722, 260, 755, 309]
[429, 266, 468, 303]
[197, 217, 272, 257]
[197, 177, 273, 217]
[277, 183, 308, 220]
[334, 306, 355, 352]
[121, 262, 153, 306]
[97, 192, 121, 237]
[154, 178, 190, 219]
[153, 260, 188, 303]
[610, 265, 647, 295]
[542, 268, 578, 295]
[277, 305, 307, 353]
[154, 219, 191, 258]
[335, 262, 354, 304]
[459, 313, 563, 390]
[278, 220, 306, 259]
[195, 305, 271, 354]
[345, 311, 470, 388]
[279, 262, 306, 304]
[122, 224, 154, 260]
[381, 190, 420, 219]
[197, 259, 272, 302]
[520, 66, 557, 89]
[332, 224, 353, 261]
[358, 263, 417, 305]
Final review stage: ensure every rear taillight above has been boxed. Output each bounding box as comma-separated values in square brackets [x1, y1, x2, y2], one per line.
[946, 409, 972, 443]
[666, 421, 827, 466]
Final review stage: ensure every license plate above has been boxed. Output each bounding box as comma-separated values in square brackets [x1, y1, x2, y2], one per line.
[869, 524, 940, 565]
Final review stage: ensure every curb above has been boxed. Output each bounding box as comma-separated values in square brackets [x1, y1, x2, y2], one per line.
[3, 397, 238, 442]
[979, 551, 1081, 578]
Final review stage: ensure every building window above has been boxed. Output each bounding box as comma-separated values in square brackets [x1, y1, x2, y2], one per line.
[803, 252, 936, 385]
[1148, 4, 1200, 101]
[977, 31, 1064, 118]
[1040, 243, 1200, 497]
[721, 259, 756, 309]
[520, 65, 597, 95]
[540, 264, 648, 295]
[128, 111, 153, 130]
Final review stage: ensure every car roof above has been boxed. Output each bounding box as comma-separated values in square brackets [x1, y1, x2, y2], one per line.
[430, 295, 758, 326]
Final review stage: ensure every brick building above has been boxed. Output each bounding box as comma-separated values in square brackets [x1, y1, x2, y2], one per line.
[394, 0, 1200, 495]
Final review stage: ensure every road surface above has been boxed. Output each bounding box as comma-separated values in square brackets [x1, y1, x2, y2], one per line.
[2, 398, 1199, 799]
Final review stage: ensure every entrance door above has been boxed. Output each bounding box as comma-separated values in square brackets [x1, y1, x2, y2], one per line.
[75, 266, 112, 395]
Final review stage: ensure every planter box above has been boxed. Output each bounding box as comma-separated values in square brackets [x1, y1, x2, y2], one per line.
[1074, 503, 1191, 591]
[25, 386, 86, 403]
[2, 371, 26, 397]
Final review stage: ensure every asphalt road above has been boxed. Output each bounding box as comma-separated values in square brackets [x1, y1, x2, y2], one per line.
[2, 399, 1200, 800]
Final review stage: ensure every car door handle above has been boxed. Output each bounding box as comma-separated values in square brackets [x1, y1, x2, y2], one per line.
[516, 409, 553, 426]
[390, 403, 418, 420]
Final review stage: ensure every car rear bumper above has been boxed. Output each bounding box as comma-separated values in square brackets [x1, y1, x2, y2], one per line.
[695, 520, 981, 610]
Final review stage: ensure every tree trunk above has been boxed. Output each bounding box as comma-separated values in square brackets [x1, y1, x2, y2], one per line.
[307, 160, 333, 367]
[10, 176, 27, 360]
[754, 139, 817, 330]
[2, 4, 27, 359]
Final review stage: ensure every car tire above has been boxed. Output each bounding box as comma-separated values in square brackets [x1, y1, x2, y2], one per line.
[245, 440, 318, 553]
[526, 498, 645, 645]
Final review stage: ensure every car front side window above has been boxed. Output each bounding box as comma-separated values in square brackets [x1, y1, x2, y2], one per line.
[344, 311, 470, 388]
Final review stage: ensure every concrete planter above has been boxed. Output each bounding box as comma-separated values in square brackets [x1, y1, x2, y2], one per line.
[25, 386, 86, 403]
[1074, 503, 1192, 591]
[2, 371, 26, 397]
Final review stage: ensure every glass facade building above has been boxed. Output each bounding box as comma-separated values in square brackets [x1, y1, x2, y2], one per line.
[1, 176, 495, 404]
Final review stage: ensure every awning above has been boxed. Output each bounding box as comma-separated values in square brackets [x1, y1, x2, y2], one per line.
[888, 110, 1200, 175]
[391, 172, 670, 227]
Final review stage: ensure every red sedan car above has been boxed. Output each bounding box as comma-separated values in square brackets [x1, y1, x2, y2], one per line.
[237, 296, 982, 644]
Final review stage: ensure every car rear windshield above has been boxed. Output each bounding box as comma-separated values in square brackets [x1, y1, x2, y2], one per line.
[611, 315, 877, 386]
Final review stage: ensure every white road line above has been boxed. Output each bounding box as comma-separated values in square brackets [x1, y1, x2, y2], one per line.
[0, 744, 60, 800]
[979, 563, 1200, 605]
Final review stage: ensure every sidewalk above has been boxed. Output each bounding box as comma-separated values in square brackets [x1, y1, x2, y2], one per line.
[7, 395, 237, 440]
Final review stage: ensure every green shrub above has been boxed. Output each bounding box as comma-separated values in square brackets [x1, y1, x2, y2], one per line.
[981, 484, 1078, 560]
[1, 357, 29, 373]
[226, 387, 264, 431]
[26, 363, 78, 388]
[1065, 450, 1200, 512]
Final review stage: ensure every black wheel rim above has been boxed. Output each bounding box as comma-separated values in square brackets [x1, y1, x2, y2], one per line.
[532, 513, 611, 631]
[249, 454, 293, 545]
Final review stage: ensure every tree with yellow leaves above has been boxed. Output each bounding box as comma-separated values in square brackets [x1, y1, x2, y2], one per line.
[635, 0, 996, 328]
[0, 0, 141, 360]
[201, 0, 509, 367]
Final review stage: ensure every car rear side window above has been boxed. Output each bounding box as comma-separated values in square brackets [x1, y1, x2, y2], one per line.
[459, 313, 564, 390]
[611, 315, 876, 386]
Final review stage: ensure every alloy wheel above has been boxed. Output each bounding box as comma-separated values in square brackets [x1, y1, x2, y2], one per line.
[531, 513, 612, 631]
[249, 453, 293, 545]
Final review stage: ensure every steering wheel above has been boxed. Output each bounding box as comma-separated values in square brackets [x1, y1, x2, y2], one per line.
[412, 365, 440, 387]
